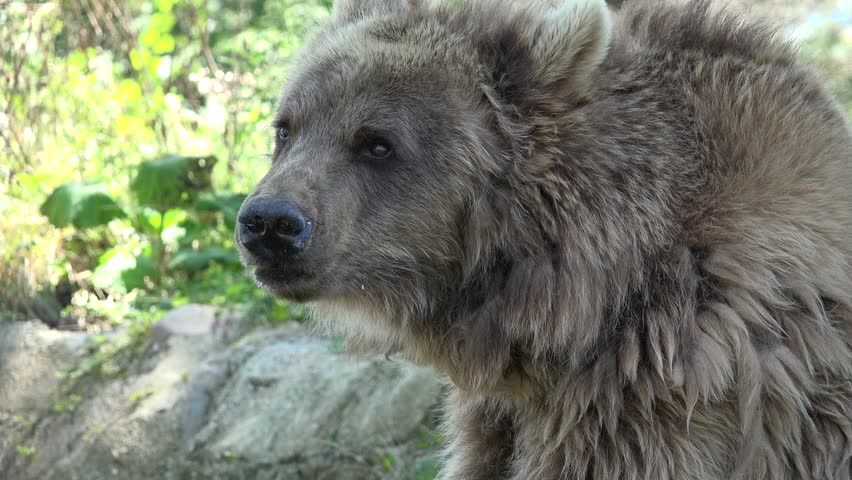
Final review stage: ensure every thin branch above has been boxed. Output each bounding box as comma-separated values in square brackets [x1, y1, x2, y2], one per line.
[90, 0, 122, 42]
[82, 0, 105, 38]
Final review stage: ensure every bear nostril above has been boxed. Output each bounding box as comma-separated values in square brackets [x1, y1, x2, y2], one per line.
[274, 217, 304, 238]
[245, 215, 266, 235]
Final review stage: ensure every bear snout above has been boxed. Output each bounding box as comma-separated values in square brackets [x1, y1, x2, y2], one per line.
[236, 196, 313, 262]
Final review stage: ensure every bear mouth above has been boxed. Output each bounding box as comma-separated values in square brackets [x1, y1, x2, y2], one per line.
[253, 264, 322, 302]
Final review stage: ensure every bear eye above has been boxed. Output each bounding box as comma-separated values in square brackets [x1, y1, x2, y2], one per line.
[367, 142, 392, 159]
[276, 124, 290, 144]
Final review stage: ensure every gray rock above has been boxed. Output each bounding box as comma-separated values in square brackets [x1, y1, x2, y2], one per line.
[190, 338, 444, 478]
[0, 321, 87, 412]
[150, 304, 222, 343]
[0, 317, 444, 480]
[182, 354, 230, 450]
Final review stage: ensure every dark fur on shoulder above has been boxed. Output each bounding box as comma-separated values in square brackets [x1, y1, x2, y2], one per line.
[238, 0, 852, 478]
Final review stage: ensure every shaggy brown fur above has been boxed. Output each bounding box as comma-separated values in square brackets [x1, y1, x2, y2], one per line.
[237, 0, 852, 478]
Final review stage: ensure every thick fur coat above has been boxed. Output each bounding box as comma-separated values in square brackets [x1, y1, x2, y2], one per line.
[238, 0, 852, 478]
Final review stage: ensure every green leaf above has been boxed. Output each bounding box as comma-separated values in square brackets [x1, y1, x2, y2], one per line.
[139, 12, 176, 50]
[16, 445, 37, 457]
[131, 155, 216, 212]
[149, 12, 176, 33]
[40, 182, 126, 229]
[157, 209, 187, 230]
[67, 51, 88, 71]
[153, 0, 177, 13]
[151, 35, 175, 55]
[169, 247, 240, 273]
[411, 457, 441, 480]
[116, 79, 143, 103]
[91, 252, 155, 293]
[194, 192, 247, 228]
[129, 48, 146, 71]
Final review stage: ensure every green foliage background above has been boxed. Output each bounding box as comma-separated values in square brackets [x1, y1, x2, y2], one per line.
[0, 0, 331, 329]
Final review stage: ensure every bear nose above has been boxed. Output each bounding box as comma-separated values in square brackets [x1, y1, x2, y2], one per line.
[237, 197, 312, 260]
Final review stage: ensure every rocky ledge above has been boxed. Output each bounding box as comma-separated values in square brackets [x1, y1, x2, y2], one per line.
[0, 305, 445, 479]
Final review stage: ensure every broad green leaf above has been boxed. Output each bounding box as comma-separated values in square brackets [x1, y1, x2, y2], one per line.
[411, 457, 441, 480]
[144, 208, 187, 230]
[116, 79, 143, 103]
[139, 29, 159, 50]
[92, 252, 155, 293]
[131, 155, 216, 212]
[152, 35, 175, 55]
[40, 182, 126, 229]
[195, 192, 247, 228]
[149, 12, 176, 33]
[129, 48, 146, 71]
[153, 0, 177, 13]
[169, 247, 240, 273]
[67, 51, 88, 71]
[97, 245, 122, 264]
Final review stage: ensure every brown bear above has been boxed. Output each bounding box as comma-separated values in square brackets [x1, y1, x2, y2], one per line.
[235, 0, 852, 478]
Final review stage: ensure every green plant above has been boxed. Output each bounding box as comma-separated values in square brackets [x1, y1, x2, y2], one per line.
[16, 445, 37, 457]
[38, 153, 245, 294]
[382, 454, 395, 471]
[129, 387, 157, 403]
[0, 252, 40, 322]
[40, 182, 127, 229]
[415, 425, 443, 450]
[410, 457, 441, 480]
[11, 415, 35, 428]
[52, 394, 83, 413]
[83, 425, 108, 441]
[222, 451, 242, 463]
[3, 0, 331, 330]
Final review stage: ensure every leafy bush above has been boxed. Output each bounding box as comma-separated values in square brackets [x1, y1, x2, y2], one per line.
[0, 253, 40, 323]
[38, 154, 250, 311]
[1, 0, 331, 327]
[41, 182, 127, 229]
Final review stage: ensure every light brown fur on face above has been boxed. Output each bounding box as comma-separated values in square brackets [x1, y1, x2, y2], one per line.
[238, 0, 852, 478]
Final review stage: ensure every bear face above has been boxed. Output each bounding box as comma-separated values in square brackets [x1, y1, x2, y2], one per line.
[236, 0, 612, 308]
[237, 33, 490, 304]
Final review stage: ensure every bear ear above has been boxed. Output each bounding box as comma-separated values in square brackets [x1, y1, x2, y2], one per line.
[333, 0, 420, 22]
[491, 0, 612, 103]
[530, 0, 612, 88]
